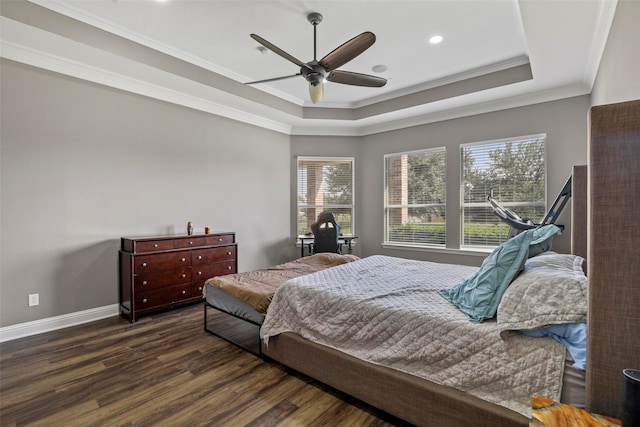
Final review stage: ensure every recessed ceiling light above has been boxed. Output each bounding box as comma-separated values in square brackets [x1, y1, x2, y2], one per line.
[372, 64, 387, 73]
[429, 35, 444, 44]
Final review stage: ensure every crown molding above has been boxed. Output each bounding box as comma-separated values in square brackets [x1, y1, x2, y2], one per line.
[0, 32, 293, 135]
[582, 0, 619, 89]
[28, 0, 307, 106]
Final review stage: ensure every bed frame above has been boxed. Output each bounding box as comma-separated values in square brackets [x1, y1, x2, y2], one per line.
[264, 332, 527, 426]
[204, 302, 263, 357]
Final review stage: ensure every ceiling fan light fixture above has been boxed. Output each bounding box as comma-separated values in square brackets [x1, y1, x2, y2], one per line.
[309, 81, 324, 104]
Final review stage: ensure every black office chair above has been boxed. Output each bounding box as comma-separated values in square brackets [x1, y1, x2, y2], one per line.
[311, 211, 341, 254]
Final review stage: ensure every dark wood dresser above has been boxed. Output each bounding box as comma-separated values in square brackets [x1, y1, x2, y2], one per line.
[119, 232, 237, 322]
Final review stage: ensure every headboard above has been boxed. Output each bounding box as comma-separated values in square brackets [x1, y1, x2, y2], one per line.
[586, 99, 640, 418]
[571, 165, 588, 261]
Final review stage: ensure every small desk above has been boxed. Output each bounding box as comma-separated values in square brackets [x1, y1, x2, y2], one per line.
[297, 235, 358, 257]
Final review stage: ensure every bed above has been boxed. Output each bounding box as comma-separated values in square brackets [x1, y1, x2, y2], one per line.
[261, 234, 588, 426]
[204, 226, 588, 426]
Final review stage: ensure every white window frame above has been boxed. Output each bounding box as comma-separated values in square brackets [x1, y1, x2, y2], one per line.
[383, 147, 447, 248]
[296, 156, 355, 236]
[460, 134, 546, 249]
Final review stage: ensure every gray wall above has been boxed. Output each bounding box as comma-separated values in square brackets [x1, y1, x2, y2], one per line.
[1, 60, 291, 327]
[591, 0, 640, 107]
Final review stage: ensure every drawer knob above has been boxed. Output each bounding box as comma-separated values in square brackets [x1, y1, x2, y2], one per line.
[198, 286, 202, 291]
[197, 271, 202, 275]
[218, 238, 223, 242]
[227, 266, 232, 270]
[154, 244, 158, 248]
[197, 255, 202, 260]
[227, 251, 232, 255]
[181, 290, 186, 295]
[180, 258, 186, 262]
[142, 281, 148, 286]
[142, 262, 147, 268]
[189, 241, 193, 245]
[142, 298, 148, 303]
[181, 274, 186, 278]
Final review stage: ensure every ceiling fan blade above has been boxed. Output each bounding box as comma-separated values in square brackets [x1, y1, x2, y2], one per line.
[327, 70, 387, 87]
[250, 34, 312, 70]
[319, 31, 376, 72]
[245, 73, 301, 85]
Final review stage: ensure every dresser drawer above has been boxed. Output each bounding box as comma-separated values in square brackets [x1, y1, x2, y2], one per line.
[205, 234, 234, 245]
[193, 261, 236, 282]
[136, 284, 192, 308]
[134, 267, 192, 290]
[135, 239, 174, 253]
[174, 237, 206, 249]
[192, 246, 236, 266]
[134, 252, 191, 272]
[191, 282, 205, 298]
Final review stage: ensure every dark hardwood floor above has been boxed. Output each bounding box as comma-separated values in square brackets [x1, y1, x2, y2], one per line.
[0, 304, 409, 426]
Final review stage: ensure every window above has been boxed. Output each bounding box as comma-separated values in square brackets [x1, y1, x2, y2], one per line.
[297, 157, 354, 235]
[461, 134, 546, 247]
[384, 148, 446, 246]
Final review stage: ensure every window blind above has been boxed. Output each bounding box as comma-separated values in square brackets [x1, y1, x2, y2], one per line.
[297, 157, 354, 235]
[461, 135, 546, 247]
[384, 148, 446, 246]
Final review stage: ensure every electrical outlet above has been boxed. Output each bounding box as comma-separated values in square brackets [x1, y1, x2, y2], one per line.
[28, 293, 39, 307]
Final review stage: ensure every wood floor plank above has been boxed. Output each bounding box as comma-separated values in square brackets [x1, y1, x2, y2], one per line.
[0, 304, 407, 426]
[21, 400, 102, 427]
[245, 399, 300, 427]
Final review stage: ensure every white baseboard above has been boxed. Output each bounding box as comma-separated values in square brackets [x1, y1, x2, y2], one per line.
[0, 304, 120, 343]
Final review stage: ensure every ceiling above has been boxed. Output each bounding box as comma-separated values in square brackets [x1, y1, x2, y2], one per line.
[0, 0, 618, 135]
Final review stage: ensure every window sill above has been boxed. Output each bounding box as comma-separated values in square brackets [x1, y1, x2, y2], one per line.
[381, 243, 493, 258]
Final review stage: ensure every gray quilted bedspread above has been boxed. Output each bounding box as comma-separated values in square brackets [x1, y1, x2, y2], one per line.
[260, 255, 566, 417]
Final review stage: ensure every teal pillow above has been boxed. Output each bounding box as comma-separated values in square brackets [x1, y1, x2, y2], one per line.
[528, 224, 561, 258]
[439, 229, 534, 323]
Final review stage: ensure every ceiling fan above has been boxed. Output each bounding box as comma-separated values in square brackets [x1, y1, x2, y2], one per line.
[246, 12, 387, 104]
